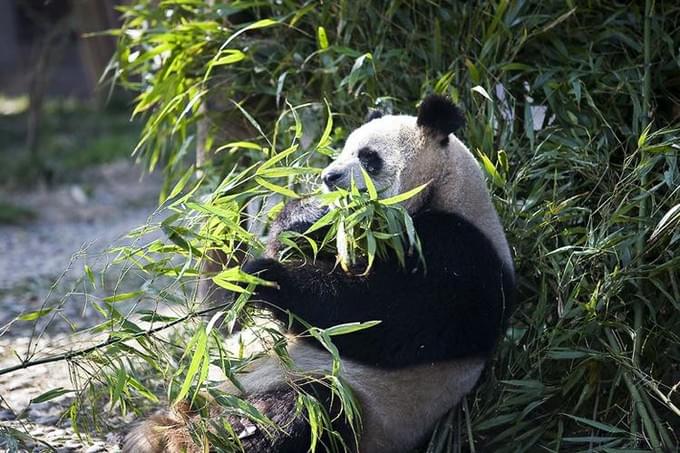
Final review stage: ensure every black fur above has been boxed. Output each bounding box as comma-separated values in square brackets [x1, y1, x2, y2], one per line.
[229, 384, 353, 452]
[358, 147, 383, 175]
[244, 210, 515, 369]
[365, 109, 383, 122]
[416, 95, 466, 140]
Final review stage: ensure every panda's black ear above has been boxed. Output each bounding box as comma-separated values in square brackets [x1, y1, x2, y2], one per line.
[417, 95, 465, 140]
[365, 109, 383, 122]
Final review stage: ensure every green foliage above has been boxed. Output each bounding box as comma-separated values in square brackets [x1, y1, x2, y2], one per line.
[296, 179, 426, 274]
[2, 1, 680, 452]
[109, 1, 680, 449]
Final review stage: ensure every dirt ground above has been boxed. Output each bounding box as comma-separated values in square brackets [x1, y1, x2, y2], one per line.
[0, 161, 161, 452]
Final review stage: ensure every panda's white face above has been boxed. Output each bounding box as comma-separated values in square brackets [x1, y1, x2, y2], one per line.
[321, 115, 431, 200]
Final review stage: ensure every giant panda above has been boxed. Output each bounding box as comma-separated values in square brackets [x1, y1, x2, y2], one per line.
[123, 95, 515, 453]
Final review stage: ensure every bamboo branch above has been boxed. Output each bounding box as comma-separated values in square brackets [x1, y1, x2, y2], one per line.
[631, 0, 654, 443]
[605, 330, 662, 450]
[0, 301, 233, 378]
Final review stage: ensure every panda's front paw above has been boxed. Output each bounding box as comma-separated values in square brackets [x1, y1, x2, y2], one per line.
[242, 258, 285, 302]
[242, 258, 281, 280]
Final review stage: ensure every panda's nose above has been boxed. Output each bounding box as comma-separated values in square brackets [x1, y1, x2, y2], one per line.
[323, 170, 343, 187]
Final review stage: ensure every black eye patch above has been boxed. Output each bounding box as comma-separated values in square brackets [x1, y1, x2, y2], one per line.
[358, 147, 383, 175]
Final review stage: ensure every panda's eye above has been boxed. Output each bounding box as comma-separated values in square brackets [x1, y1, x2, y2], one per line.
[358, 147, 383, 174]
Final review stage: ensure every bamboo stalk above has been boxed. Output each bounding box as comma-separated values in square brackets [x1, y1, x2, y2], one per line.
[632, 0, 654, 443]
[462, 396, 476, 453]
[638, 382, 674, 448]
[605, 330, 662, 451]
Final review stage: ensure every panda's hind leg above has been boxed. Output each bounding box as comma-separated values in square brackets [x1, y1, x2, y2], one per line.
[123, 383, 353, 453]
[236, 383, 355, 453]
[122, 400, 201, 453]
[231, 387, 308, 453]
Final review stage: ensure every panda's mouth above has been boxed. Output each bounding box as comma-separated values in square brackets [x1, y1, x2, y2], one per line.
[322, 180, 355, 193]
[321, 165, 389, 194]
[321, 167, 358, 192]
[324, 175, 370, 193]
[322, 169, 346, 189]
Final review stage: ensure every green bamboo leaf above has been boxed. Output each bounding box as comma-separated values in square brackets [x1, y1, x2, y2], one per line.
[31, 387, 73, 404]
[364, 230, 377, 272]
[317, 26, 329, 49]
[103, 290, 145, 303]
[138, 310, 177, 323]
[257, 144, 299, 174]
[304, 394, 321, 451]
[84, 264, 96, 287]
[110, 368, 127, 409]
[166, 165, 195, 201]
[316, 99, 333, 150]
[128, 376, 160, 403]
[305, 208, 339, 234]
[562, 436, 618, 444]
[477, 151, 505, 187]
[174, 327, 208, 404]
[650, 203, 680, 241]
[184, 202, 252, 239]
[215, 266, 277, 286]
[161, 225, 204, 257]
[342, 53, 373, 93]
[209, 50, 246, 67]
[289, 101, 304, 139]
[210, 390, 274, 428]
[497, 149, 509, 174]
[255, 177, 299, 198]
[360, 167, 378, 200]
[214, 141, 263, 154]
[379, 183, 429, 205]
[323, 321, 381, 337]
[18, 307, 54, 321]
[257, 166, 318, 179]
[562, 414, 627, 434]
[204, 19, 278, 81]
[230, 101, 269, 146]
[637, 123, 652, 148]
[212, 278, 249, 293]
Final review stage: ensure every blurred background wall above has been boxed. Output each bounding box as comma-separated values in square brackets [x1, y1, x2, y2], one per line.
[0, 0, 145, 192]
[0, 0, 118, 99]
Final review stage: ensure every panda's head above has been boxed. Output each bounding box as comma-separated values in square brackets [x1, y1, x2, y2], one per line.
[321, 95, 465, 212]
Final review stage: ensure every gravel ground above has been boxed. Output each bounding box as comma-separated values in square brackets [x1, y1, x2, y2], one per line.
[0, 161, 160, 289]
[0, 161, 161, 452]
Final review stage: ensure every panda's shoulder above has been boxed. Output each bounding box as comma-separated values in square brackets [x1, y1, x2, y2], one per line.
[414, 210, 492, 244]
[408, 209, 515, 308]
[412, 210, 509, 272]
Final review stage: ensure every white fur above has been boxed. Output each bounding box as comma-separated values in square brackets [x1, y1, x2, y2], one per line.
[229, 114, 510, 452]
[222, 340, 484, 453]
[323, 115, 512, 267]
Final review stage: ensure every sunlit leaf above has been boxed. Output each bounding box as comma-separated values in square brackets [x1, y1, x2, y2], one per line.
[18, 308, 54, 321]
[31, 387, 73, 404]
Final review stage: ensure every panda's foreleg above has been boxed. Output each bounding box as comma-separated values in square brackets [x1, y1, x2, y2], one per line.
[241, 257, 369, 330]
